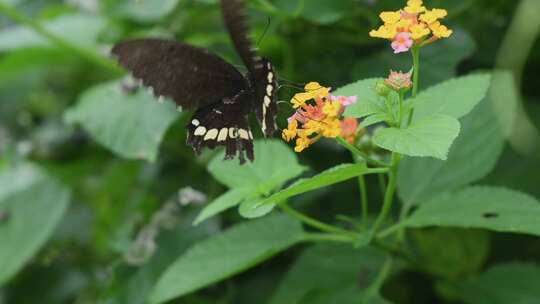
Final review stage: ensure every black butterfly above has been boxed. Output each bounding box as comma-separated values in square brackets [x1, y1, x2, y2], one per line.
[111, 0, 278, 163]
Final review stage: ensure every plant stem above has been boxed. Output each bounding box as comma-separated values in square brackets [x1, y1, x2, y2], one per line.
[279, 201, 355, 237]
[358, 175, 368, 226]
[365, 256, 393, 297]
[0, 2, 123, 75]
[371, 153, 400, 233]
[303, 232, 355, 244]
[407, 46, 421, 126]
[336, 137, 389, 167]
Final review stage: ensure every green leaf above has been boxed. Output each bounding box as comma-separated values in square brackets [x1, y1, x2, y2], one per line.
[103, 212, 219, 304]
[149, 215, 304, 304]
[107, 0, 180, 22]
[193, 188, 251, 225]
[207, 140, 306, 192]
[257, 163, 369, 208]
[0, 14, 105, 51]
[373, 115, 461, 160]
[409, 228, 490, 279]
[269, 244, 390, 304]
[406, 186, 540, 237]
[350, 28, 475, 88]
[360, 113, 390, 128]
[238, 198, 277, 219]
[298, 0, 351, 25]
[440, 263, 540, 304]
[397, 98, 505, 206]
[0, 163, 71, 285]
[410, 73, 492, 122]
[65, 80, 180, 162]
[334, 78, 386, 118]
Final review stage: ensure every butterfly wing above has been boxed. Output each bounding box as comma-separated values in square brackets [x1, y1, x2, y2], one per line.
[111, 38, 248, 110]
[220, 0, 278, 137]
[187, 91, 255, 163]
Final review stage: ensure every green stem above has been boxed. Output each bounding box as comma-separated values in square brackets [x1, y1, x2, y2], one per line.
[371, 153, 400, 233]
[336, 137, 389, 167]
[303, 232, 355, 244]
[358, 175, 368, 226]
[279, 201, 355, 237]
[377, 173, 386, 198]
[366, 257, 393, 296]
[407, 46, 421, 126]
[0, 2, 123, 75]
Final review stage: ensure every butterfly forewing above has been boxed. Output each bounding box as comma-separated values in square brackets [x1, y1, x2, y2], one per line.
[112, 38, 247, 110]
[220, 0, 263, 74]
[221, 0, 279, 137]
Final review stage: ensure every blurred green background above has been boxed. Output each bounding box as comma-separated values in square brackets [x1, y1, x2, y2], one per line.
[0, 0, 539, 303]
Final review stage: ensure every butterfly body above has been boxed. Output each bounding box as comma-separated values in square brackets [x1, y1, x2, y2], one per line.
[111, 0, 277, 163]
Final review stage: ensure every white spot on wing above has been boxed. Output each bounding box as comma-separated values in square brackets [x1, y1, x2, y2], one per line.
[249, 130, 254, 139]
[194, 126, 206, 136]
[264, 96, 271, 107]
[266, 85, 273, 96]
[229, 128, 238, 139]
[204, 129, 218, 140]
[267, 72, 274, 82]
[192, 119, 200, 126]
[238, 129, 249, 140]
[218, 128, 228, 142]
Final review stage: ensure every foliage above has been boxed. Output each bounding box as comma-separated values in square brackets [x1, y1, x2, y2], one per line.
[1, 0, 540, 304]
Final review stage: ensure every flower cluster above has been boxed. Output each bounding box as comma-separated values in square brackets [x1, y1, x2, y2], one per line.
[369, 0, 452, 53]
[282, 82, 359, 152]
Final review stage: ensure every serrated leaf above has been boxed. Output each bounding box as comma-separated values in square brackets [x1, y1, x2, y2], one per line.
[149, 215, 304, 304]
[0, 163, 71, 285]
[207, 140, 306, 192]
[373, 115, 460, 160]
[440, 263, 540, 304]
[269, 244, 390, 304]
[397, 98, 505, 206]
[410, 73, 492, 122]
[334, 78, 386, 118]
[65, 80, 180, 162]
[194, 188, 251, 225]
[0, 14, 105, 51]
[256, 163, 369, 209]
[406, 186, 540, 237]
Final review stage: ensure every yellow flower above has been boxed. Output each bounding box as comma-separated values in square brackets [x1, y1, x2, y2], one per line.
[292, 82, 330, 108]
[430, 21, 453, 38]
[404, 0, 426, 14]
[419, 8, 448, 24]
[380, 11, 401, 24]
[294, 135, 311, 153]
[410, 23, 430, 40]
[320, 118, 341, 138]
[282, 120, 298, 142]
[322, 101, 341, 117]
[369, 24, 397, 39]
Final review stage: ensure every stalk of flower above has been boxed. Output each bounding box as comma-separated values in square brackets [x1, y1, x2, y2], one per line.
[282, 82, 359, 152]
[369, 0, 453, 54]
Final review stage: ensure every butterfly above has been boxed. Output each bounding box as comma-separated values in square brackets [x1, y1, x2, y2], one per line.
[111, 0, 278, 163]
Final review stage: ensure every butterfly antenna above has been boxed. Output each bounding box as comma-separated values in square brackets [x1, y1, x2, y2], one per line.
[256, 17, 271, 47]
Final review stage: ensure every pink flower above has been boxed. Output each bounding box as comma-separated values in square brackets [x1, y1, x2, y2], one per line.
[391, 32, 413, 54]
[331, 95, 358, 107]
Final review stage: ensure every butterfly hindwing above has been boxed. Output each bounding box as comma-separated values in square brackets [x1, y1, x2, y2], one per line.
[186, 91, 254, 163]
[112, 38, 247, 110]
